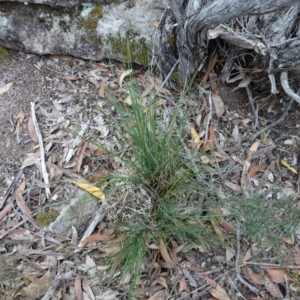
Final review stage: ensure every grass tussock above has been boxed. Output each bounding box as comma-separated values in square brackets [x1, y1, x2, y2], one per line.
[92, 76, 300, 295]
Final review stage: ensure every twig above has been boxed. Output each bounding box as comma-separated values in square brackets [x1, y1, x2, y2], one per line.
[199, 88, 212, 143]
[41, 270, 73, 300]
[268, 55, 279, 94]
[156, 59, 179, 96]
[280, 71, 300, 105]
[283, 274, 290, 300]
[75, 211, 105, 252]
[244, 262, 300, 269]
[235, 222, 260, 294]
[245, 86, 259, 129]
[1, 168, 23, 209]
[30, 102, 51, 198]
[251, 98, 293, 141]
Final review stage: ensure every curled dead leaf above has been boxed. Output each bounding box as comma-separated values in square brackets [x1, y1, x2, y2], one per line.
[28, 117, 38, 143]
[99, 81, 106, 98]
[13, 108, 25, 135]
[159, 238, 173, 264]
[0, 81, 14, 94]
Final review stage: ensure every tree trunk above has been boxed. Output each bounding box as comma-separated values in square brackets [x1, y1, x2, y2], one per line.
[160, 0, 300, 89]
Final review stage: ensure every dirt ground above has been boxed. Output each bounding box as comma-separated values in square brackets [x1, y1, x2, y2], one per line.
[1, 49, 300, 300]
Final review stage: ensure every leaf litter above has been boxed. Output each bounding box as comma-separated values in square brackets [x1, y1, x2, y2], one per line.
[0, 50, 300, 300]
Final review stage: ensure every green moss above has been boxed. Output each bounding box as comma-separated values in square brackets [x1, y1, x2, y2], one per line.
[36, 210, 59, 228]
[108, 32, 149, 67]
[0, 46, 10, 61]
[167, 34, 176, 48]
[170, 69, 179, 81]
[81, 4, 103, 43]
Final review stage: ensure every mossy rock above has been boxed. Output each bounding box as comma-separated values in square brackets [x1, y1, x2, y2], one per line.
[108, 32, 149, 67]
[36, 209, 59, 228]
[0, 46, 10, 62]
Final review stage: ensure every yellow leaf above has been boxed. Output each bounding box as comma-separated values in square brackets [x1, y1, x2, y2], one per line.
[281, 159, 298, 174]
[75, 179, 105, 200]
[119, 69, 134, 89]
[191, 127, 200, 143]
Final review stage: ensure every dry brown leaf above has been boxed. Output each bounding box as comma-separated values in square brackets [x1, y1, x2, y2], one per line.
[0, 81, 13, 94]
[179, 277, 188, 293]
[81, 234, 111, 249]
[223, 180, 242, 192]
[280, 236, 294, 245]
[0, 204, 13, 220]
[187, 99, 199, 107]
[264, 276, 283, 298]
[93, 62, 108, 72]
[209, 284, 232, 300]
[248, 163, 268, 177]
[16, 189, 35, 223]
[22, 270, 52, 299]
[147, 289, 167, 300]
[244, 247, 252, 262]
[62, 75, 78, 81]
[25, 274, 38, 283]
[202, 273, 217, 287]
[241, 141, 259, 197]
[99, 81, 106, 98]
[107, 251, 123, 284]
[99, 234, 127, 256]
[76, 141, 87, 173]
[136, 285, 164, 297]
[211, 93, 225, 118]
[266, 268, 286, 283]
[74, 274, 83, 300]
[201, 56, 217, 85]
[249, 141, 259, 158]
[13, 108, 25, 135]
[159, 238, 173, 264]
[220, 222, 236, 233]
[203, 125, 215, 151]
[27, 117, 38, 143]
[153, 20, 160, 27]
[243, 267, 265, 285]
[141, 76, 155, 98]
[211, 220, 225, 243]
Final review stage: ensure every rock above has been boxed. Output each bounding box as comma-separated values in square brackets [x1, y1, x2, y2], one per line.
[0, 0, 96, 8]
[0, 0, 166, 65]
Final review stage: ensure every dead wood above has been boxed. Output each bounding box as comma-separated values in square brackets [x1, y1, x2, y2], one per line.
[160, 0, 300, 94]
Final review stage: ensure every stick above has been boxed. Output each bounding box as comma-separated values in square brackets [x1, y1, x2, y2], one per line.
[251, 98, 293, 142]
[30, 102, 51, 198]
[1, 168, 23, 209]
[280, 71, 300, 105]
[245, 86, 259, 129]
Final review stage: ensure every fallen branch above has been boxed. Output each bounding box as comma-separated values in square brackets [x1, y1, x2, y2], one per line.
[30, 102, 51, 198]
[251, 98, 294, 142]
